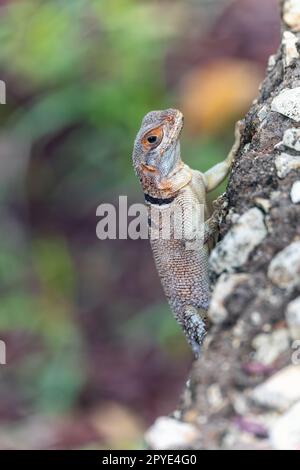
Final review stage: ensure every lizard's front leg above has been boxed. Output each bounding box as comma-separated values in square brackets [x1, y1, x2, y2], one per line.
[199, 121, 244, 245]
[204, 120, 243, 192]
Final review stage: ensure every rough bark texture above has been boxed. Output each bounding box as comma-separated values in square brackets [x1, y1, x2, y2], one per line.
[145, 0, 300, 450]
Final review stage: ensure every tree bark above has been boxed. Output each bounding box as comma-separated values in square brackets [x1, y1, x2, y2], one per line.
[146, 0, 300, 450]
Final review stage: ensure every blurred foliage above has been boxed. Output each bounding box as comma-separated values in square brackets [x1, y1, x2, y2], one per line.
[0, 0, 176, 153]
[0, 0, 191, 437]
[180, 59, 263, 135]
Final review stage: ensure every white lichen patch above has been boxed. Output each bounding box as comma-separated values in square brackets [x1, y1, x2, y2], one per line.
[252, 365, 300, 411]
[206, 384, 224, 411]
[290, 181, 300, 203]
[271, 88, 300, 122]
[275, 153, 300, 178]
[268, 241, 300, 289]
[282, 31, 299, 67]
[283, 0, 300, 32]
[257, 105, 268, 122]
[282, 127, 300, 151]
[254, 197, 272, 213]
[267, 54, 276, 72]
[251, 311, 262, 326]
[145, 417, 198, 450]
[252, 329, 290, 366]
[286, 296, 300, 340]
[210, 208, 267, 274]
[208, 273, 249, 324]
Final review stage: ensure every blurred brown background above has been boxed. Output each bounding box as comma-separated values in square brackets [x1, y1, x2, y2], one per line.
[0, 0, 279, 449]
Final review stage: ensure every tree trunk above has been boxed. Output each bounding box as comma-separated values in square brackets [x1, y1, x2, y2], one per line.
[145, 0, 300, 450]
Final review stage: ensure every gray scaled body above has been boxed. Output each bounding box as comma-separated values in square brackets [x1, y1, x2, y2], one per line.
[132, 109, 240, 356]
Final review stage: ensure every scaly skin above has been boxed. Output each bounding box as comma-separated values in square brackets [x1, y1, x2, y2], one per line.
[132, 109, 241, 356]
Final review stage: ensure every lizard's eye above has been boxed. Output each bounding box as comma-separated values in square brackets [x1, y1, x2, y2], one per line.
[147, 135, 158, 144]
[142, 126, 163, 149]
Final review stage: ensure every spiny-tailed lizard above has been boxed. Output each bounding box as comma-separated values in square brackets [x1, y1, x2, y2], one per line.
[132, 109, 241, 356]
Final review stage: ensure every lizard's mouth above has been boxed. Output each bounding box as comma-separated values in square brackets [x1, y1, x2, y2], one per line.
[141, 163, 158, 173]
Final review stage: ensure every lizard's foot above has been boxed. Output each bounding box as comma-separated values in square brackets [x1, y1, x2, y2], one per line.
[235, 119, 245, 139]
[230, 119, 245, 163]
[180, 306, 206, 359]
[203, 214, 219, 245]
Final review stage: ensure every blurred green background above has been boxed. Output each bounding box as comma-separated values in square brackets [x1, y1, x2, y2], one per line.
[0, 0, 279, 449]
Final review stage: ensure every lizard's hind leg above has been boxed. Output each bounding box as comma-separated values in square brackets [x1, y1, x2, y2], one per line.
[177, 305, 206, 358]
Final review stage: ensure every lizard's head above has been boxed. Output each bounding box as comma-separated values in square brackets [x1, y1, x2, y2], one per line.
[132, 108, 184, 180]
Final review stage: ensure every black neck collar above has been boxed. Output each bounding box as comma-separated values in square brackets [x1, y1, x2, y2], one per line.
[144, 193, 175, 206]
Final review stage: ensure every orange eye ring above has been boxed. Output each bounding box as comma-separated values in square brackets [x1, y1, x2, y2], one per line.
[142, 126, 163, 150]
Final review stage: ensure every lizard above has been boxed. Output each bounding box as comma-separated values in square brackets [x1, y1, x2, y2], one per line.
[132, 108, 241, 356]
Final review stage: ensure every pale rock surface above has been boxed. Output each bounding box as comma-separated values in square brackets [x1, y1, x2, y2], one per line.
[145, 417, 198, 450]
[286, 297, 300, 339]
[208, 273, 249, 324]
[252, 329, 290, 366]
[282, 127, 300, 151]
[210, 208, 267, 274]
[271, 87, 300, 122]
[290, 181, 300, 203]
[271, 401, 300, 450]
[283, 0, 300, 32]
[282, 31, 299, 67]
[275, 152, 300, 178]
[268, 241, 300, 289]
[252, 365, 300, 411]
